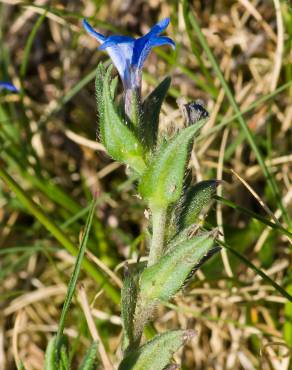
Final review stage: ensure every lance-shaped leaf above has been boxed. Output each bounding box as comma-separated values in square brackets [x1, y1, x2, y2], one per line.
[176, 180, 219, 231]
[140, 76, 171, 150]
[182, 245, 221, 287]
[79, 341, 99, 370]
[45, 335, 69, 370]
[121, 269, 139, 351]
[139, 233, 214, 302]
[118, 330, 195, 370]
[95, 63, 106, 118]
[139, 121, 206, 208]
[17, 362, 27, 370]
[95, 64, 146, 175]
[59, 344, 70, 370]
[45, 336, 58, 370]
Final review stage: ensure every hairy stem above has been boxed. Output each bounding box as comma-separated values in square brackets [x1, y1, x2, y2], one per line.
[148, 207, 167, 266]
[124, 87, 141, 126]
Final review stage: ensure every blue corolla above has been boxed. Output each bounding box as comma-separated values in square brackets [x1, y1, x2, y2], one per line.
[83, 18, 175, 92]
[0, 81, 18, 92]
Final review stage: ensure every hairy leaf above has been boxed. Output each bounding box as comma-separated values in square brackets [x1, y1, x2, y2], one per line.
[95, 64, 146, 174]
[176, 180, 219, 231]
[45, 336, 58, 370]
[139, 122, 205, 209]
[139, 233, 214, 302]
[121, 268, 139, 351]
[118, 330, 195, 370]
[79, 341, 99, 370]
[59, 345, 70, 370]
[140, 76, 171, 150]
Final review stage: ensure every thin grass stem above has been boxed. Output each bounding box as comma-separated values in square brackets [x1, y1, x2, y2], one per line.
[188, 11, 290, 226]
[0, 167, 120, 304]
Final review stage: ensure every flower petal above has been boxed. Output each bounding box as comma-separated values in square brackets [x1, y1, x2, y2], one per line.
[134, 36, 176, 70]
[82, 17, 174, 92]
[131, 18, 174, 68]
[0, 81, 18, 92]
[103, 41, 135, 88]
[148, 36, 176, 49]
[83, 20, 135, 88]
[98, 37, 135, 86]
[98, 35, 135, 50]
[83, 19, 106, 43]
[147, 18, 170, 37]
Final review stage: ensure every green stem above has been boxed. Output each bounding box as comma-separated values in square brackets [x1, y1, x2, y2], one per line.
[148, 207, 167, 266]
[124, 87, 141, 127]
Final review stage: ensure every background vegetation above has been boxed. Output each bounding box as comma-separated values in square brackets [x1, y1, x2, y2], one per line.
[0, 0, 291, 369]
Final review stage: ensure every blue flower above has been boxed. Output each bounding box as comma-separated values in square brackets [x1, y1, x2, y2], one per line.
[83, 18, 175, 91]
[0, 81, 18, 92]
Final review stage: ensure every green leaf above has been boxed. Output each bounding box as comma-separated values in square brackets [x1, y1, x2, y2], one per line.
[139, 122, 206, 209]
[118, 330, 195, 370]
[45, 336, 58, 370]
[17, 361, 27, 370]
[176, 180, 219, 231]
[19, 10, 47, 100]
[219, 239, 292, 302]
[95, 63, 106, 118]
[139, 233, 214, 302]
[215, 196, 292, 238]
[45, 336, 68, 370]
[60, 344, 70, 370]
[79, 342, 98, 370]
[110, 75, 119, 100]
[96, 64, 146, 175]
[284, 285, 292, 347]
[56, 198, 97, 349]
[121, 269, 139, 350]
[140, 77, 171, 150]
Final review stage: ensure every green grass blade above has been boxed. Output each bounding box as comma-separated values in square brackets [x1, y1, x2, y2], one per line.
[38, 67, 97, 129]
[60, 344, 70, 370]
[17, 361, 27, 370]
[20, 10, 47, 100]
[197, 80, 292, 141]
[155, 49, 217, 98]
[218, 239, 292, 303]
[284, 285, 292, 346]
[0, 167, 120, 304]
[188, 11, 290, 225]
[182, 0, 217, 91]
[0, 245, 56, 255]
[45, 336, 58, 370]
[2, 148, 109, 248]
[79, 341, 99, 370]
[214, 195, 292, 239]
[56, 197, 96, 347]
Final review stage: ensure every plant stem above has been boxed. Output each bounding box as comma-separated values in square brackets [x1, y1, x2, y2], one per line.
[124, 87, 141, 126]
[148, 207, 167, 266]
